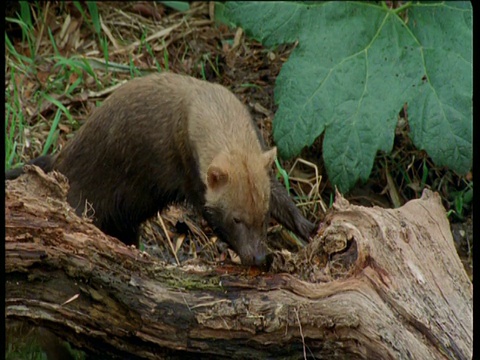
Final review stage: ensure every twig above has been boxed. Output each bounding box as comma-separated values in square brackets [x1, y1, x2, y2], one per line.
[111, 23, 181, 55]
[293, 307, 307, 360]
[100, 15, 120, 50]
[158, 213, 180, 265]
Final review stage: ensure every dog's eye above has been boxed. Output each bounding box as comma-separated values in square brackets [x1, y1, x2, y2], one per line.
[233, 217, 241, 224]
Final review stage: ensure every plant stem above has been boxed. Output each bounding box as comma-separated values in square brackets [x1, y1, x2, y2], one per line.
[393, 1, 413, 14]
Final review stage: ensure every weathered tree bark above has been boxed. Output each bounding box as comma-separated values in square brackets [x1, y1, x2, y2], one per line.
[5, 166, 472, 359]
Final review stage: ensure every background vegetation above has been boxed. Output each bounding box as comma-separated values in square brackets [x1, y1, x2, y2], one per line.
[223, 1, 472, 193]
[5, 1, 472, 356]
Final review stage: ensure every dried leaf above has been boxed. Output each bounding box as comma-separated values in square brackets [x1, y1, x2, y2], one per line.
[131, 3, 164, 21]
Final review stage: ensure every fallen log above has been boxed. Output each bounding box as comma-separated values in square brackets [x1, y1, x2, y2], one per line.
[5, 166, 472, 359]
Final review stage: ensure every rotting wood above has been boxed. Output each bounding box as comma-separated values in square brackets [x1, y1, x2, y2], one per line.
[5, 166, 472, 359]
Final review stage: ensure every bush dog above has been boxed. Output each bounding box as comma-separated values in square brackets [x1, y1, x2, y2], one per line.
[6, 73, 315, 266]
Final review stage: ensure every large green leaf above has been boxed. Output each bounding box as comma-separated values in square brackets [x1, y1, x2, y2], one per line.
[222, 1, 472, 192]
[406, 3, 472, 174]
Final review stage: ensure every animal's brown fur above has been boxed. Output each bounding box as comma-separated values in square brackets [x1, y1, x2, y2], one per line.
[6, 73, 315, 266]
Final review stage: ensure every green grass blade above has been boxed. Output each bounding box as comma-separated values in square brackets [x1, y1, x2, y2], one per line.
[275, 158, 291, 193]
[47, 27, 61, 56]
[42, 93, 74, 123]
[86, 1, 101, 35]
[159, 1, 190, 12]
[72, 1, 87, 20]
[42, 109, 62, 155]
